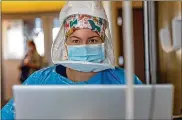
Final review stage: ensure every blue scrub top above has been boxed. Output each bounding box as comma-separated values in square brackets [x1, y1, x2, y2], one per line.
[1, 65, 142, 120]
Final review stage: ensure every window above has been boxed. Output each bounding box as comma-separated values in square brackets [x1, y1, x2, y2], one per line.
[3, 20, 24, 59]
[2, 18, 45, 59]
[33, 18, 44, 56]
[52, 17, 60, 42]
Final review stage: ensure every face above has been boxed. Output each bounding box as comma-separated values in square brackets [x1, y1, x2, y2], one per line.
[27, 42, 35, 51]
[66, 29, 103, 45]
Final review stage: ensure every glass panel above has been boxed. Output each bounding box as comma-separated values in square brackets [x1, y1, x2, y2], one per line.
[33, 18, 44, 56]
[52, 17, 60, 42]
[3, 20, 24, 59]
[3, 18, 45, 59]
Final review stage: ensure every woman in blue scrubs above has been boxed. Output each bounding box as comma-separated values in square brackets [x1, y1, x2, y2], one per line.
[1, 1, 142, 119]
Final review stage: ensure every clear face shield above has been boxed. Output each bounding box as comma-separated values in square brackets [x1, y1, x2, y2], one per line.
[51, 1, 115, 72]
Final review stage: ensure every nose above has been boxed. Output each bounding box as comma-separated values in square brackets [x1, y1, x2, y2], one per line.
[82, 39, 87, 45]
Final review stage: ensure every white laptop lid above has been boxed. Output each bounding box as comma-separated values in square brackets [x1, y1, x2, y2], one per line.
[13, 85, 173, 119]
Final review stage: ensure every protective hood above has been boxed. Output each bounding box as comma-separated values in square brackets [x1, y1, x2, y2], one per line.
[51, 1, 115, 72]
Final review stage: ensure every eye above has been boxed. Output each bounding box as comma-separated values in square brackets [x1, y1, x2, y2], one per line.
[88, 39, 98, 44]
[66, 37, 82, 45]
[72, 40, 81, 44]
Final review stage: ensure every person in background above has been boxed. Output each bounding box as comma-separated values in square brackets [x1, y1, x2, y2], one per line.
[19, 40, 42, 83]
[1, 1, 142, 119]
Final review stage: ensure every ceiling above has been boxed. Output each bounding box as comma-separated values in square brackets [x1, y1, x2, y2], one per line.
[2, 1, 66, 14]
[1, 1, 143, 14]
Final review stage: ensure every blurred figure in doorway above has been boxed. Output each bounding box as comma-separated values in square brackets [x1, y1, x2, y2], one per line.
[19, 40, 42, 83]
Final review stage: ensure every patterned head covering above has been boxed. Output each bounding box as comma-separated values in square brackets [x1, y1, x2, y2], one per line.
[64, 14, 107, 41]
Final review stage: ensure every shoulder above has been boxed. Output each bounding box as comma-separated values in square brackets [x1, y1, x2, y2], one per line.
[33, 51, 41, 58]
[110, 67, 126, 78]
[23, 65, 56, 85]
[36, 65, 56, 75]
[113, 67, 125, 74]
[110, 67, 142, 84]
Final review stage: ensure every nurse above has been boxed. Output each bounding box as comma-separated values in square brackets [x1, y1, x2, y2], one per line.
[1, 1, 142, 119]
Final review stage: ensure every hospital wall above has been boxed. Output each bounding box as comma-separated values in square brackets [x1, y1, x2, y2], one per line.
[111, 1, 143, 66]
[157, 1, 182, 115]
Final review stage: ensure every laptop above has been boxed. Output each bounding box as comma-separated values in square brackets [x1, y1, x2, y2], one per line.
[13, 85, 173, 119]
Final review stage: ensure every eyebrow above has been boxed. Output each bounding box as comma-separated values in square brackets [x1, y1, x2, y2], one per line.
[88, 36, 101, 39]
[68, 36, 81, 39]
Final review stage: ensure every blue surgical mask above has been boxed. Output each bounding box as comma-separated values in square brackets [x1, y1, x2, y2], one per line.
[66, 43, 105, 63]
